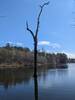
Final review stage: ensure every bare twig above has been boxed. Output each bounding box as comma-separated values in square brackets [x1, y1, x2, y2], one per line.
[26, 21, 35, 40]
[35, 1, 50, 37]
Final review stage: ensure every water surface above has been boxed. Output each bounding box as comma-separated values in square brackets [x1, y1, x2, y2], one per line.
[0, 64, 75, 100]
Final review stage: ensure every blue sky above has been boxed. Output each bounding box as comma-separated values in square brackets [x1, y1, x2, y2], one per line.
[0, 0, 75, 57]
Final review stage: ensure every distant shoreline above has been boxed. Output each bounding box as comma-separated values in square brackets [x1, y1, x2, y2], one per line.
[0, 63, 68, 70]
[0, 43, 69, 69]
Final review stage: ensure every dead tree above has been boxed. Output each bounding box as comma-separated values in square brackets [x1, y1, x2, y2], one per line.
[26, 2, 49, 77]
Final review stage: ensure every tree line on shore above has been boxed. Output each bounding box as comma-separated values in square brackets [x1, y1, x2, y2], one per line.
[0, 43, 68, 68]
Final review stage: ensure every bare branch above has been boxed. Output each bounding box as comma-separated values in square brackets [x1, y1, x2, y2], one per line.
[26, 21, 35, 40]
[40, 2, 50, 8]
[35, 1, 49, 37]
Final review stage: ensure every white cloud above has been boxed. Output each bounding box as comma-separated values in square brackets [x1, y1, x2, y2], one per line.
[38, 41, 50, 46]
[7, 41, 13, 44]
[15, 42, 24, 47]
[60, 50, 75, 58]
[38, 41, 61, 49]
[64, 52, 75, 58]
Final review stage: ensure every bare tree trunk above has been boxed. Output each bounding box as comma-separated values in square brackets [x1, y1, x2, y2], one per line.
[34, 40, 37, 77]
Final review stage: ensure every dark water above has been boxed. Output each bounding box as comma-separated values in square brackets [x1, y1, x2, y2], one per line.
[0, 64, 75, 100]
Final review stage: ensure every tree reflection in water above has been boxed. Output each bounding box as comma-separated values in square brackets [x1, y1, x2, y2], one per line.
[0, 65, 68, 100]
[0, 68, 39, 100]
[34, 76, 38, 100]
[0, 68, 33, 89]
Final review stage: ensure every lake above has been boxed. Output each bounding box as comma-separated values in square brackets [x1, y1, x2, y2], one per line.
[0, 64, 75, 100]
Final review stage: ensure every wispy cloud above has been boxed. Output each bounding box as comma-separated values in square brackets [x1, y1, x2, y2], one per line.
[38, 41, 61, 49]
[49, 43, 61, 49]
[62, 51, 75, 58]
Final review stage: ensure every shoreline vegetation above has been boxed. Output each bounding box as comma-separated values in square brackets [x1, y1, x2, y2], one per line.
[0, 63, 68, 69]
[0, 43, 73, 69]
